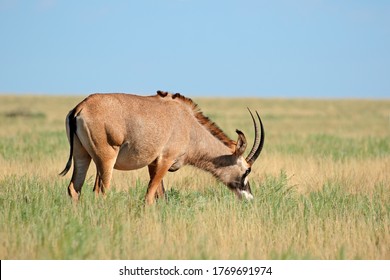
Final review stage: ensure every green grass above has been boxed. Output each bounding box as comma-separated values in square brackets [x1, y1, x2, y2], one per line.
[0, 95, 389, 259]
[275, 134, 390, 160]
[0, 171, 388, 259]
[0, 130, 66, 161]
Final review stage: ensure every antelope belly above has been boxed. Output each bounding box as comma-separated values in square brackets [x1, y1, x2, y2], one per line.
[114, 143, 157, 170]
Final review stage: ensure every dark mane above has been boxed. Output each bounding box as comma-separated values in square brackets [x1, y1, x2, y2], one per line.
[171, 93, 236, 150]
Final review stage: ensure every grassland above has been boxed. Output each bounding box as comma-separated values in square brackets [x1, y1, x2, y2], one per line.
[0, 95, 389, 259]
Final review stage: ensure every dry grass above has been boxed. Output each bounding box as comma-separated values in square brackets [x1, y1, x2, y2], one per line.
[0, 94, 389, 259]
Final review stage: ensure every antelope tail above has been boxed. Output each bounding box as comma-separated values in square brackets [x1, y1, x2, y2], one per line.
[59, 108, 78, 176]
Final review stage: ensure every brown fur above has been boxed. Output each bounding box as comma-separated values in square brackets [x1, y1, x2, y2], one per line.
[164, 92, 236, 150]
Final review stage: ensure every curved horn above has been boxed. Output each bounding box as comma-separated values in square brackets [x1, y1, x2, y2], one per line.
[246, 109, 265, 165]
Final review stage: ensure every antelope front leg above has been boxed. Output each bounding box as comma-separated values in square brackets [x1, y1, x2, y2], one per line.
[156, 180, 166, 199]
[148, 162, 166, 200]
[145, 160, 171, 205]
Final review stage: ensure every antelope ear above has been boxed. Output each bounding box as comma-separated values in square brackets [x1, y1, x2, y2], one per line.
[234, 129, 247, 157]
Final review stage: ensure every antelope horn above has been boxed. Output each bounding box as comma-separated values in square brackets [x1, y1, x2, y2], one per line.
[246, 109, 265, 165]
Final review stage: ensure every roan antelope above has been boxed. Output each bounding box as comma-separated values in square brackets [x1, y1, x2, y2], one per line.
[60, 91, 264, 204]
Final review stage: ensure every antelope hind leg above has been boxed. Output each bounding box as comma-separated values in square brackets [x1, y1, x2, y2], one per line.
[67, 135, 91, 201]
[93, 172, 103, 197]
[94, 156, 117, 196]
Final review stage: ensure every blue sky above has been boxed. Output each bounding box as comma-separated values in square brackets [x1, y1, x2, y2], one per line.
[0, 0, 389, 98]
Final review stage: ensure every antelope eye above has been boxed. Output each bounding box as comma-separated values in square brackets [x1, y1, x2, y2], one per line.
[244, 168, 251, 176]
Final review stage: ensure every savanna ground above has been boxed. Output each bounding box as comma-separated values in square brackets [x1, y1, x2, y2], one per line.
[0, 95, 389, 259]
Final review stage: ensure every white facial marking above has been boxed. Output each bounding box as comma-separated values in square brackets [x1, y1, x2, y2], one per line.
[240, 190, 253, 200]
[244, 176, 249, 185]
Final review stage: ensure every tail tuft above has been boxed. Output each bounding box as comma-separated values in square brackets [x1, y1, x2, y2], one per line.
[59, 108, 77, 176]
[59, 160, 72, 176]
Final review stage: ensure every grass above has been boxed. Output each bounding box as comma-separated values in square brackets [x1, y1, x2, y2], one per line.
[0, 95, 389, 259]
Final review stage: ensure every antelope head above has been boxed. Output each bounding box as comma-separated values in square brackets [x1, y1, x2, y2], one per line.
[214, 109, 264, 201]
